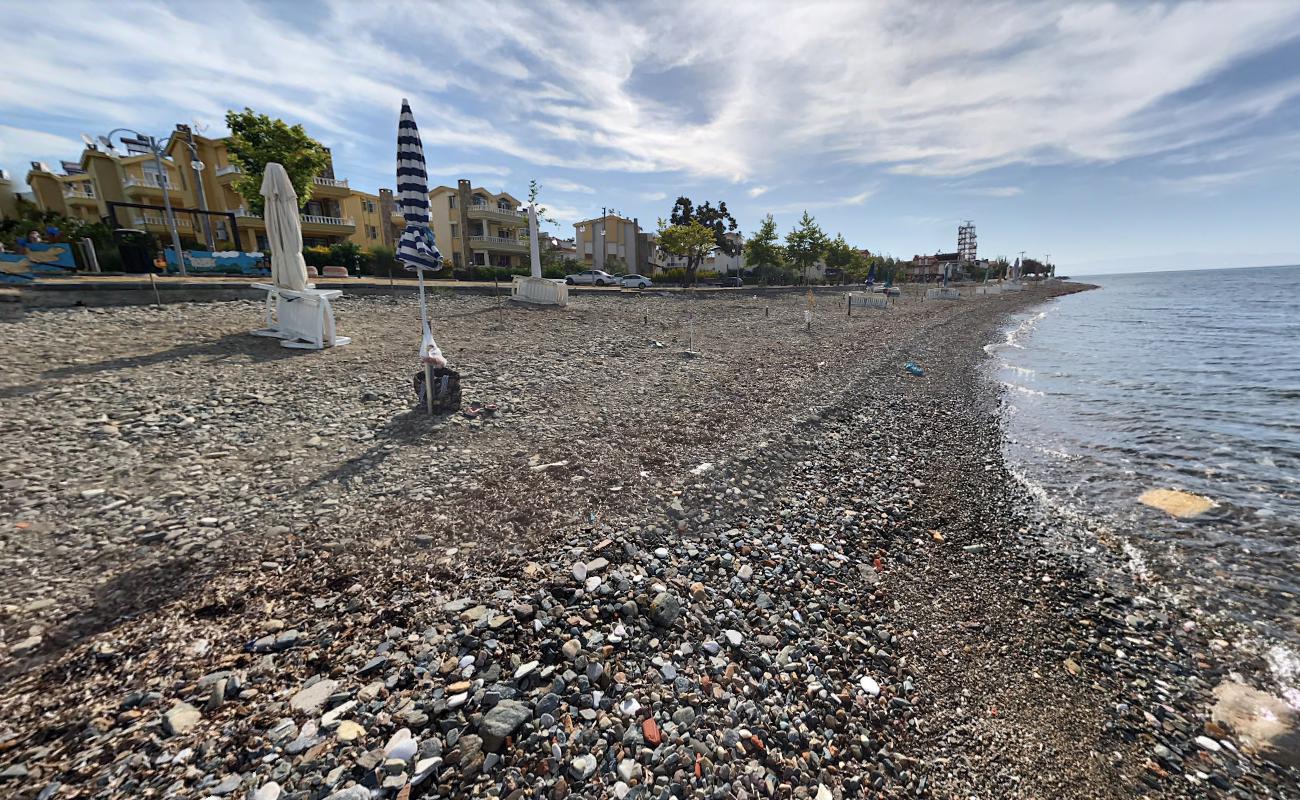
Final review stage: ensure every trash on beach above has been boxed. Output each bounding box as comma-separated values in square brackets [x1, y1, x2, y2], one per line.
[691, 462, 714, 475]
[1138, 488, 1214, 518]
[904, 361, 925, 377]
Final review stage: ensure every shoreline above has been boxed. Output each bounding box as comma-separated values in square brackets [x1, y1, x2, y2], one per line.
[0, 284, 1295, 797]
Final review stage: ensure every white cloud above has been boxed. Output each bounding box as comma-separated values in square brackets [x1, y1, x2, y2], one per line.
[0, 126, 83, 174]
[425, 163, 512, 179]
[959, 186, 1023, 197]
[543, 178, 596, 194]
[641, 191, 668, 201]
[2, 0, 1298, 199]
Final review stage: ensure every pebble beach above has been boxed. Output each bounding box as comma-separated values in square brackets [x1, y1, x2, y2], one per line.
[1, 285, 1296, 799]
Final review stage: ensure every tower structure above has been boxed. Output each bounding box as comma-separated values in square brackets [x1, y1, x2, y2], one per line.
[957, 220, 977, 263]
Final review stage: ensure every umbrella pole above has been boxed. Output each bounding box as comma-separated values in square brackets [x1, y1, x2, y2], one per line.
[425, 362, 434, 415]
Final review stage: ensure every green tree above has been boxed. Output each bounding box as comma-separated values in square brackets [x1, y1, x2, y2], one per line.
[656, 219, 717, 286]
[527, 179, 557, 228]
[745, 214, 785, 282]
[824, 234, 867, 284]
[785, 211, 827, 285]
[668, 197, 738, 284]
[225, 108, 330, 215]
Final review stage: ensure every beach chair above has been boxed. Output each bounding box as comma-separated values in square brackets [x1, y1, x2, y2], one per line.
[251, 283, 351, 349]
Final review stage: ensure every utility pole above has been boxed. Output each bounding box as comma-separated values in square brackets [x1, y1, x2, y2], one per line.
[184, 127, 216, 251]
[106, 127, 187, 276]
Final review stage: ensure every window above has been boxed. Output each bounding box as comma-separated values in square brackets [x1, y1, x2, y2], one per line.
[366, 224, 377, 239]
[453, 252, 462, 267]
[448, 195, 457, 209]
[450, 223, 458, 238]
[362, 200, 376, 213]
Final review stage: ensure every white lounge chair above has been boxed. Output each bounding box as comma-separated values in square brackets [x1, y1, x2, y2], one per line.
[251, 283, 351, 349]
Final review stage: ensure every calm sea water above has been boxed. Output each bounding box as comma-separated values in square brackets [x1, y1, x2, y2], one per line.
[989, 265, 1300, 702]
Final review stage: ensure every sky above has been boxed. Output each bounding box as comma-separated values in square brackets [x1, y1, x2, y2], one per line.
[2, 0, 1299, 274]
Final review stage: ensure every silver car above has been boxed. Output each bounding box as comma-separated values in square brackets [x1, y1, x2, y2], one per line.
[621, 273, 653, 289]
[565, 269, 617, 286]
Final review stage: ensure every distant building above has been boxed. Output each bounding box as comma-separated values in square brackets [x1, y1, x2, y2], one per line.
[0, 168, 28, 220]
[424, 180, 528, 270]
[703, 231, 744, 276]
[574, 213, 653, 274]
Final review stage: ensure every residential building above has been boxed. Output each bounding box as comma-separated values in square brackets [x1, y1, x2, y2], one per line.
[703, 231, 744, 276]
[544, 236, 579, 261]
[0, 169, 21, 219]
[419, 180, 529, 269]
[20, 123, 363, 253]
[574, 213, 652, 274]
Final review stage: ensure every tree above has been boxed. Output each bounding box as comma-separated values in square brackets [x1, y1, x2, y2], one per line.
[669, 197, 738, 284]
[745, 214, 785, 283]
[656, 219, 717, 286]
[225, 108, 330, 215]
[824, 234, 866, 284]
[785, 211, 827, 285]
[527, 179, 557, 227]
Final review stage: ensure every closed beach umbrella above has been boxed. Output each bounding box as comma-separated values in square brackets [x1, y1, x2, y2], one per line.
[260, 162, 308, 292]
[395, 99, 445, 364]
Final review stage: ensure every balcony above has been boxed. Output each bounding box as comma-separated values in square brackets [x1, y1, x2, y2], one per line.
[466, 203, 528, 223]
[301, 214, 355, 227]
[233, 208, 355, 230]
[215, 164, 241, 177]
[132, 214, 192, 229]
[63, 186, 97, 201]
[469, 234, 528, 253]
[311, 176, 350, 196]
[123, 173, 177, 190]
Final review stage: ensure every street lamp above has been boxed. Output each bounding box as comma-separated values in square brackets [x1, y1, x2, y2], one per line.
[102, 128, 188, 276]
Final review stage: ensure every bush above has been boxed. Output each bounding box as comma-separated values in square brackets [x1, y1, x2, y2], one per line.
[651, 268, 722, 286]
[303, 246, 332, 268]
[451, 265, 528, 282]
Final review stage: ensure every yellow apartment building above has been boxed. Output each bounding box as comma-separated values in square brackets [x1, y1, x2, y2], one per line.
[21, 123, 372, 253]
[421, 179, 529, 270]
[573, 213, 653, 274]
[16, 123, 537, 268]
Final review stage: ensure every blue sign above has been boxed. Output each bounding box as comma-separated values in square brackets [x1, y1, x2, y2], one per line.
[0, 242, 77, 283]
[165, 249, 269, 276]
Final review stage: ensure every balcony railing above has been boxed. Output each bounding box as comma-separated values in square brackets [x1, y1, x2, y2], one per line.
[470, 235, 527, 249]
[301, 214, 355, 226]
[312, 176, 348, 189]
[132, 214, 192, 229]
[63, 186, 96, 199]
[215, 164, 241, 177]
[233, 208, 354, 227]
[467, 203, 528, 219]
[123, 173, 176, 190]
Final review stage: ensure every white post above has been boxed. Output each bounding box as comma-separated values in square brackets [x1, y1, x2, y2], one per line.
[528, 205, 542, 279]
[424, 363, 434, 414]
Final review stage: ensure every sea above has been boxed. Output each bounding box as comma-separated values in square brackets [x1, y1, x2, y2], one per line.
[987, 265, 1300, 706]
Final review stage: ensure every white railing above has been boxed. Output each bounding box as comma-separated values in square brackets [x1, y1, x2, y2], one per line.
[64, 186, 96, 199]
[232, 208, 353, 227]
[301, 214, 354, 226]
[470, 235, 526, 248]
[313, 176, 348, 189]
[468, 203, 527, 218]
[133, 214, 192, 228]
[123, 173, 175, 189]
[216, 164, 241, 176]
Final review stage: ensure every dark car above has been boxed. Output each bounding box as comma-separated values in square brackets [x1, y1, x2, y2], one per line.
[719, 276, 743, 287]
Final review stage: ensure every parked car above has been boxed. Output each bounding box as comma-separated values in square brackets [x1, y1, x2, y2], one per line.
[621, 274, 653, 289]
[565, 269, 617, 286]
[719, 276, 743, 287]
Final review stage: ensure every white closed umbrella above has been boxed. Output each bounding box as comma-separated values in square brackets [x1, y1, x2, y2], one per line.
[260, 162, 309, 292]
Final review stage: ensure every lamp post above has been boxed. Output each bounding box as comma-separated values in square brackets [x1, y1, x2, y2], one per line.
[104, 128, 187, 276]
[180, 131, 215, 251]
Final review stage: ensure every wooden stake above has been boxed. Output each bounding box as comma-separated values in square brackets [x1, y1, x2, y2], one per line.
[149, 273, 162, 306]
[424, 363, 434, 415]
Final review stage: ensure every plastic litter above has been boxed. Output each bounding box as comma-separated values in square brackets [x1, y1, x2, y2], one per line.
[904, 361, 925, 377]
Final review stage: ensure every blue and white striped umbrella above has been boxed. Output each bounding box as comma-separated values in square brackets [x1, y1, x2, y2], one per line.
[396, 99, 445, 365]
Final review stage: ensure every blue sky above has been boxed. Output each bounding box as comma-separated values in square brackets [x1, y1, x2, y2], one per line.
[2, 0, 1299, 274]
